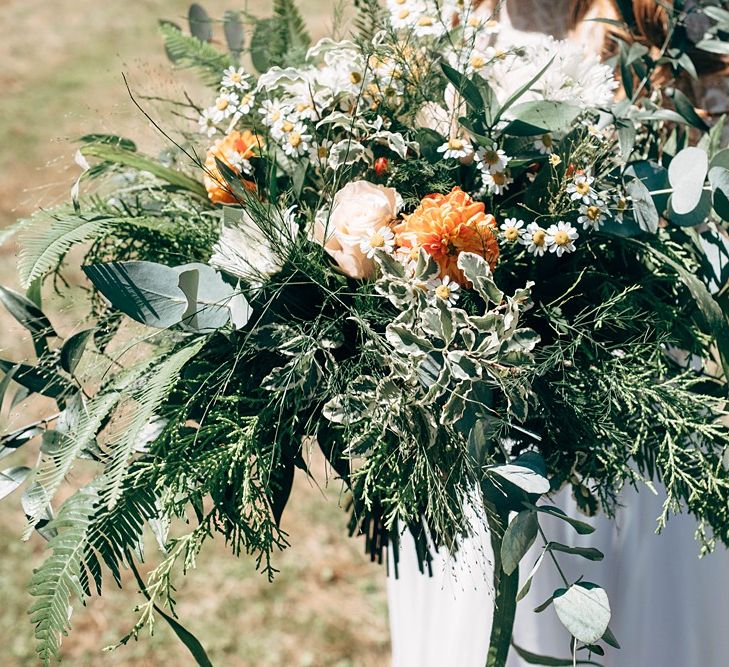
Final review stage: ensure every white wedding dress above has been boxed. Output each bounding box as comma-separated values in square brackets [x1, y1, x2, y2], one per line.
[387, 2, 729, 665]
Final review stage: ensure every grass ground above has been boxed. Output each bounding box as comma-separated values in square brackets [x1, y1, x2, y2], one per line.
[0, 1, 390, 665]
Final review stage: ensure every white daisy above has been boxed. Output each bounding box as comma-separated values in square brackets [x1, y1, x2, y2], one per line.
[476, 146, 510, 174]
[223, 149, 253, 176]
[309, 139, 333, 169]
[577, 202, 607, 230]
[499, 218, 525, 242]
[534, 133, 554, 154]
[437, 137, 474, 160]
[259, 99, 293, 128]
[237, 91, 256, 115]
[546, 221, 579, 256]
[482, 19, 501, 35]
[281, 121, 313, 157]
[413, 13, 447, 39]
[567, 173, 596, 205]
[198, 108, 219, 137]
[521, 222, 548, 257]
[388, 0, 419, 30]
[221, 66, 252, 91]
[211, 92, 239, 122]
[428, 275, 460, 306]
[360, 226, 396, 258]
[481, 170, 513, 195]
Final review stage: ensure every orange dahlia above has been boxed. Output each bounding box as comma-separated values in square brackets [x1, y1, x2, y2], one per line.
[203, 130, 262, 205]
[394, 187, 499, 285]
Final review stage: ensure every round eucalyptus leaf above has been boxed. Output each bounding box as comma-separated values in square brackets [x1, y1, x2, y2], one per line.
[553, 583, 611, 644]
[667, 190, 712, 227]
[490, 464, 550, 495]
[668, 147, 708, 215]
[223, 10, 244, 54]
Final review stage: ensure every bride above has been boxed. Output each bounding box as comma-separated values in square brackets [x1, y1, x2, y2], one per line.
[387, 1, 729, 666]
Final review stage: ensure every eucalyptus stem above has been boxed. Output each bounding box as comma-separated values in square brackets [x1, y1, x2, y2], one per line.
[485, 509, 520, 667]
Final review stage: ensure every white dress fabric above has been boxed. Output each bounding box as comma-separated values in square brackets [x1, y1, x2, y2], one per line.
[388, 2, 729, 664]
[388, 485, 729, 667]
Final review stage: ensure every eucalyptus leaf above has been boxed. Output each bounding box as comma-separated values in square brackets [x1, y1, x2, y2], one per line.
[625, 177, 658, 233]
[668, 147, 708, 215]
[0, 359, 67, 399]
[534, 505, 595, 534]
[489, 464, 550, 495]
[223, 10, 244, 55]
[176, 263, 250, 332]
[553, 583, 611, 644]
[0, 465, 31, 500]
[502, 101, 582, 136]
[84, 261, 188, 329]
[512, 643, 602, 666]
[188, 4, 212, 42]
[546, 542, 604, 561]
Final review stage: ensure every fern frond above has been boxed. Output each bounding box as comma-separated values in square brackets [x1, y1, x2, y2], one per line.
[159, 21, 232, 87]
[17, 209, 111, 288]
[28, 486, 98, 666]
[99, 340, 205, 509]
[273, 0, 311, 54]
[353, 0, 385, 42]
[24, 392, 122, 536]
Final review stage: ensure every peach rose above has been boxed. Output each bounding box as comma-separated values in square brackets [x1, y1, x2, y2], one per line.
[312, 181, 400, 279]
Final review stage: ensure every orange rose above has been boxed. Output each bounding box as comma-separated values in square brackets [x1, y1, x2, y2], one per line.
[204, 130, 262, 205]
[394, 187, 499, 285]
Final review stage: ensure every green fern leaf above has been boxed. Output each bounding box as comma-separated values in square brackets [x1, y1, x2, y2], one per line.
[24, 392, 122, 537]
[17, 209, 111, 288]
[159, 21, 232, 87]
[99, 340, 205, 509]
[273, 0, 311, 54]
[28, 486, 98, 665]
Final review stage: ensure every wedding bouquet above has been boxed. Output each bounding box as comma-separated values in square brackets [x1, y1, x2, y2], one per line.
[2, 1, 729, 665]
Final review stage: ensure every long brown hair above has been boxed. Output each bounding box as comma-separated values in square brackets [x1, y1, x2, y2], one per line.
[570, 0, 729, 78]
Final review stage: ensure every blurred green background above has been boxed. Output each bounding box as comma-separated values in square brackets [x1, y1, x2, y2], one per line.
[0, 1, 389, 665]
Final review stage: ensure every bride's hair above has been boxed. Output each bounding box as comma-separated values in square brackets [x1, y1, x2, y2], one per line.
[569, 0, 729, 78]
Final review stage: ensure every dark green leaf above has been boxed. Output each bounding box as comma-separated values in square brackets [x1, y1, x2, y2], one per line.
[79, 134, 137, 151]
[0, 285, 57, 357]
[501, 510, 539, 575]
[60, 329, 95, 375]
[533, 505, 595, 534]
[709, 166, 729, 221]
[250, 18, 279, 73]
[0, 359, 67, 399]
[441, 62, 484, 114]
[512, 643, 603, 666]
[546, 542, 604, 561]
[671, 89, 710, 131]
[495, 57, 555, 123]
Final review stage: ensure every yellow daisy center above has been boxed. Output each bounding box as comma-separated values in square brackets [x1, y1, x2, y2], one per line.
[467, 17, 480, 27]
[541, 134, 552, 148]
[418, 16, 435, 26]
[288, 133, 302, 147]
[435, 284, 451, 300]
[230, 72, 242, 82]
[350, 71, 363, 84]
[532, 229, 546, 246]
[317, 145, 329, 158]
[216, 98, 229, 110]
[504, 227, 520, 241]
[281, 121, 294, 133]
[587, 206, 601, 220]
[470, 55, 486, 69]
[616, 197, 627, 212]
[398, 9, 410, 19]
[483, 150, 500, 165]
[270, 110, 281, 122]
[554, 230, 570, 246]
[370, 231, 386, 248]
[449, 138, 464, 150]
[575, 181, 591, 195]
[492, 171, 507, 185]
[485, 20, 499, 29]
[549, 154, 562, 166]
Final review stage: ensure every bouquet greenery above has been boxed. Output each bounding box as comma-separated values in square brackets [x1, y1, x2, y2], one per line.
[2, 1, 729, 665]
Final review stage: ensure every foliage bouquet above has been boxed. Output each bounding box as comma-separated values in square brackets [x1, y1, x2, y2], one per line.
[2, 0, 729, 664]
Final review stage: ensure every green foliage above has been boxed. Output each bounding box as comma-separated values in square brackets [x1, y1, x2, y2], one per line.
[159, 21, 231, 87]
